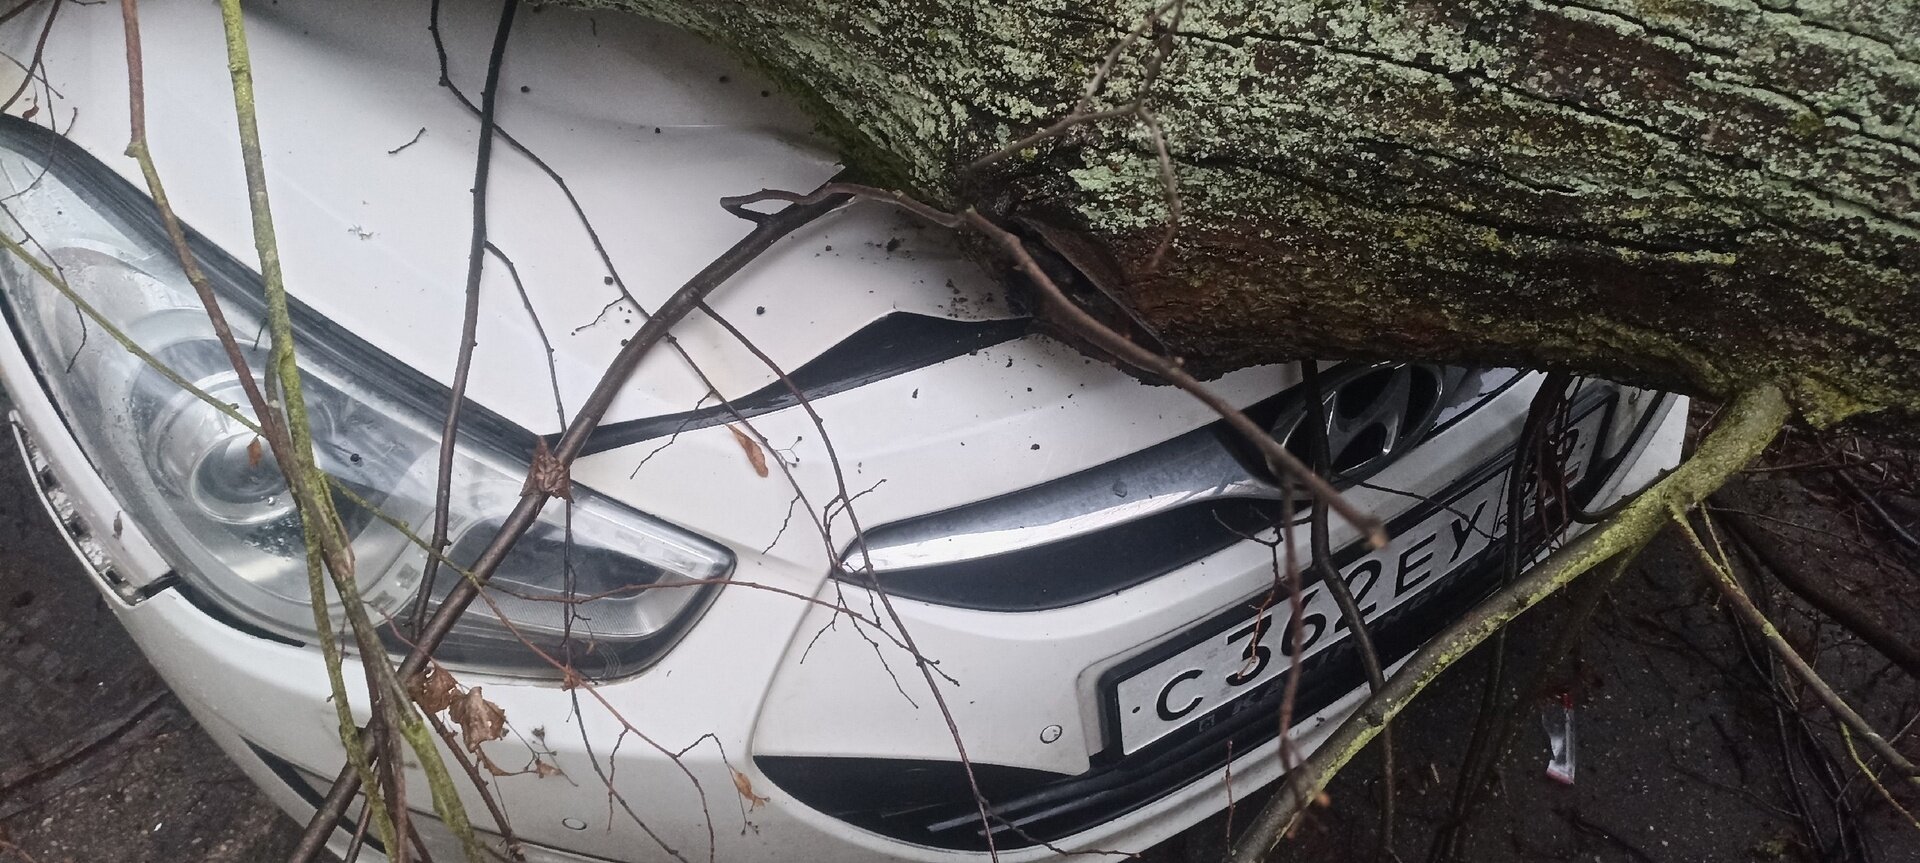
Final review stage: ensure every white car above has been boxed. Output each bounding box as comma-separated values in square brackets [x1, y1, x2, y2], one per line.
[0, 1, 1685, 861]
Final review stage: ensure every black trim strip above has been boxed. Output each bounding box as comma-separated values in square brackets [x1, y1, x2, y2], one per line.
[247, 742, 386, 856]
[171, 580, 305, 647]
[573, 313, 1031, 455]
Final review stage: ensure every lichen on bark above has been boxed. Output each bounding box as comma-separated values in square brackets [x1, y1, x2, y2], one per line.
[575, 0, 1920, 429]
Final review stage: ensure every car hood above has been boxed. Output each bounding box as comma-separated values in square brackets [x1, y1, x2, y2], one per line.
[20, 0, 1281, 554]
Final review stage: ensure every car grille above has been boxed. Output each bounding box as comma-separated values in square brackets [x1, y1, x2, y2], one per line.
[844, 364, 1508, 611]
[761, 389, 1669, 852]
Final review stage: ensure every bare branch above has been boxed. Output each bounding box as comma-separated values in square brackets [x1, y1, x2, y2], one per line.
[1299, 362, 1395, 859]
[413, 0, 519, 635]
[1676, 510, 1920, 783]
[1227, 383, 1790, 863]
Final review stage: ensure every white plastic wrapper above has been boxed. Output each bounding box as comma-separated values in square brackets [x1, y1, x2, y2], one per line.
[1541, 693, 1577, 784]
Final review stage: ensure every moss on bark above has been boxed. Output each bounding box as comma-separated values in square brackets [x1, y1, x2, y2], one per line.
[575, 0, 1920, 429]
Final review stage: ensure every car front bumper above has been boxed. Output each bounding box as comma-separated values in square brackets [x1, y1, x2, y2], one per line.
[2, 293, 1686, 862]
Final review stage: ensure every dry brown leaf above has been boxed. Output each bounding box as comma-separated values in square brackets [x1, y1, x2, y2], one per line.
[448, 685, 508, 753]
[731, 768, 769, 809]
[408, 664, 460, 715]
[522, 437, 574, 500]
[727, 425, 769, 478]
[246, 436, 264, 468]
[533, 759, 563, 779]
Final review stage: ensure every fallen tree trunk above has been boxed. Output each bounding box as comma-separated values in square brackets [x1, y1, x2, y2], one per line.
[579, 0, 1919, 429]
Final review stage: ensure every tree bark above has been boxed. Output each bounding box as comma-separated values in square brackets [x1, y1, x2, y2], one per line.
[578, 0, 1920, 429]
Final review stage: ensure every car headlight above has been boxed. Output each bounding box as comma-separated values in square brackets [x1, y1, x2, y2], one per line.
[0, 119, 730, 679]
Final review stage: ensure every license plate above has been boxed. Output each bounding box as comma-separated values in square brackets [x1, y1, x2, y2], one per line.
[1106, 400, 1610, 755]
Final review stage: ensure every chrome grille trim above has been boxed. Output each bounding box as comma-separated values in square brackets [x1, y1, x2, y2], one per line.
[845, 365, 1516, 577]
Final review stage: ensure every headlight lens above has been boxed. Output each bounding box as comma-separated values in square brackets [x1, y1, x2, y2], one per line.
[0, 121, 730, 679]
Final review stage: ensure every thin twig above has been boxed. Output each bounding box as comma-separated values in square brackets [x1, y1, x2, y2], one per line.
[0, 0, 58, 113]
[424, 711, 530, 863]
[967, 0, 1180, 168]
[388, 126, 427, 155]
[697, 305, 1009, 857]
[488, 242, 565, 422]
[1720, 512, 1920, 681]
[1676, 510, 1920, 783]
[965, 1, 1187, 266]
[367, 17, 976, 845]
[0, 0, 49, 30]
[1300, 362, 1396, 860]
[1836, 470, 1920, 554]
[1432, 372, 1569, 862]
[341, 806, 373, 863]
[1840, 725, 1920, 833]
[413, 0, 519, 635]
[1226, 384, 1789, 863]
